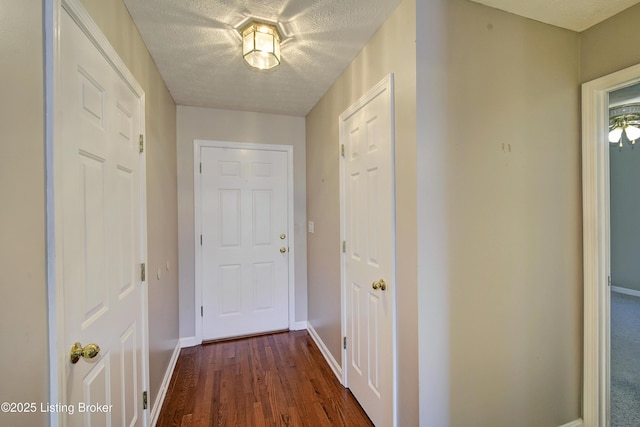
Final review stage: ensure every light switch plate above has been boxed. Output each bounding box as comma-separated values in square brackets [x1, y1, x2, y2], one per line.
[308, 221, 315, 234]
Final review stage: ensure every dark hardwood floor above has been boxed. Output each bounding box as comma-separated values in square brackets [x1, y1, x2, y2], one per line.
[156, 330, 373, 427]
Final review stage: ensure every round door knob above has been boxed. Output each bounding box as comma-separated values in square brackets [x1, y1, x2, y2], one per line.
[280, 247, 287, 253]
[70, 342, 100, 364]
[280, 233, 286, 239]
[372, 279, 387, 291]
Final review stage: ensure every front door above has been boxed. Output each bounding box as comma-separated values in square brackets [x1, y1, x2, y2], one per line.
[58, 5, 146, 426]
[200, 146, 290, 340]
[342, 75, 395, 427]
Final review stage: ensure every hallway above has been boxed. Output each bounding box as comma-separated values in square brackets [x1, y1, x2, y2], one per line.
[157, 331, 372, 426]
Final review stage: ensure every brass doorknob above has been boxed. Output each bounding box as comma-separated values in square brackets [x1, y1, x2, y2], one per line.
[372, 279, 387, 291]
[70, 342, 100, 364]
[280, 247, 287, 253]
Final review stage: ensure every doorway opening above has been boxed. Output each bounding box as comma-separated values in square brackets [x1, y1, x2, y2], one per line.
[607, 84, 640, 426]
[582, 63, 640, 426]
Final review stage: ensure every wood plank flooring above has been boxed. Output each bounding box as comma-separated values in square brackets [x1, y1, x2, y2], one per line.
[156, 330, 373, 427]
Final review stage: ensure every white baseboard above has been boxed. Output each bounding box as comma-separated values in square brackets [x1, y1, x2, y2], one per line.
[306, 323, 342, 383]
[612, 286, 640, 298]
[179, 336, 200, 348]
[149, 340, 181, 426]
[291, 321, 308, 331]
[558, 419, 582, 427]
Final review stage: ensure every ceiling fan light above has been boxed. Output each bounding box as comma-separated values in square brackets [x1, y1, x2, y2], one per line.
[624, 125, 640, 141]
[609, 127, 623, 143]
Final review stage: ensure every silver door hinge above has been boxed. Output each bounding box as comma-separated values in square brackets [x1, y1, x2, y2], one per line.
[200, 163, 202, 174]
[342, 241, 346, 253]
[139, 134, 144, 153]
[343, 337, 347, 349]
[341, 144, 345, 157]
[141, 263, 146, 281]
[608, 276, 611, 286]
[143, 391, 148, 409]
[201, 306, 203, 317]
[200, 235, 203, 245]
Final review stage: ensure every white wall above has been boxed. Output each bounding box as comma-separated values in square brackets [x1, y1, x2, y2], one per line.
[177, 106, 307, 340]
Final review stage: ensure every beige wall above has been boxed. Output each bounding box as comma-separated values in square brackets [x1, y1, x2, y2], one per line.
[581, 2, 640, 83]
[78, 0, 179, 412]
[305, 0, 418, 424]
[417, 1, 582, 425]
[0, 1, 48, 426]
[176, 106, 307, 339]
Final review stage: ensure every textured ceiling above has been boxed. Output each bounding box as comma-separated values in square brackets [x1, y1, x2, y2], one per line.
[123, 0, 402, 116]
[468, 0, 640, 32]
[124, 0, 640, 117]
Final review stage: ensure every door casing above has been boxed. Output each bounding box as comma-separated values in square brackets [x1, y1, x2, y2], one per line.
[46, 0, 149, 425]
[339, 73, 398, 426]
[193, 140, 295, 344]
[582, 62, 640, 427]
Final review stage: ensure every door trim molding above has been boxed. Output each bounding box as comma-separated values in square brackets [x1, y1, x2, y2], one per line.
[339, 73, 397, 426]
[193, 140, 295, 344]
[46, 1, 148, 425]
[582, 63, 640, 427]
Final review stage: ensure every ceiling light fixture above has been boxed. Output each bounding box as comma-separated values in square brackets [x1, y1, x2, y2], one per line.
[241, 21, 281, 70]
[609, 103, 640, 150]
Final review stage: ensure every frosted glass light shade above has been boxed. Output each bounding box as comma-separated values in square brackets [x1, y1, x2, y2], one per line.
[242, 22, 281, 70]
[624, 125, 640, 141]
[609, 127, 623, 143]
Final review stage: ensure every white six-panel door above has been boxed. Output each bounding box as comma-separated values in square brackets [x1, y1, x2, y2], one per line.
[341, 75, 395, 427]
[58, 5, 146, 426]
[200, 146, 290, 340]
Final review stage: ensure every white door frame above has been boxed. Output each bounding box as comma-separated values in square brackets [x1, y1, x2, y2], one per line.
[582, 62, 640, 427]
[45, 0, 149, 425]
[193, 140, 295, 344]
[339, 74, 397, 425]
